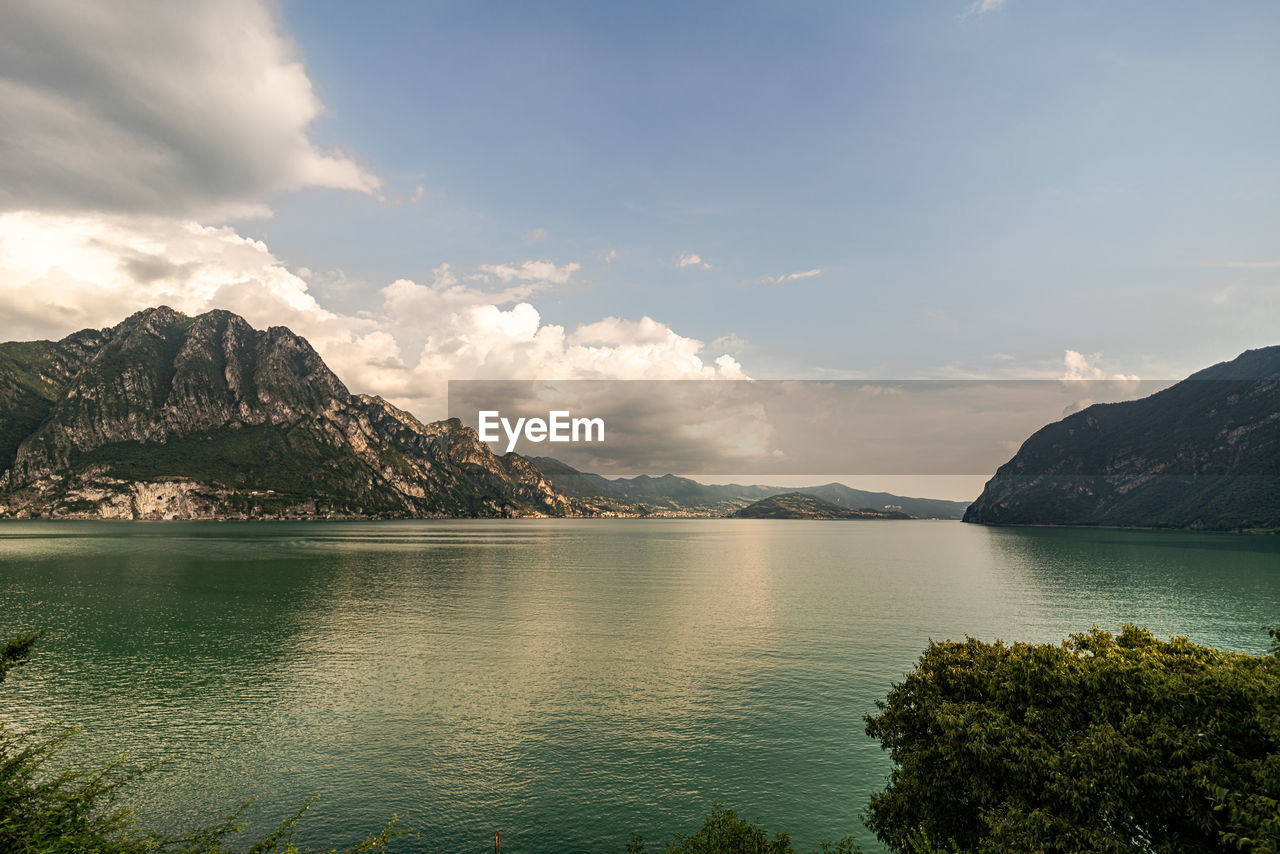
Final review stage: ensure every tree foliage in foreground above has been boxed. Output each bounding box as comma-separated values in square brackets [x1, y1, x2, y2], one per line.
[625, 804, 860, 854]
[0, 631, 397, 854]
[864, 624, 1280, 853]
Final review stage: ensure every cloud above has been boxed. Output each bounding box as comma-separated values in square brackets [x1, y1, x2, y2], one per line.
[599, 248, 618, 264]
[380, 265, 541, 332]
[677, 253, 712, 269]
[761, 268, 822, 285]
[1060, 350, 1141, 382]
[477, 260, 581, 284]
[968, 0, 1008, 13]
[0, 0, 378, 218]
[1212, 285, 1238, 305]
[523, 227, 548, 244]
[0, 212, 744, 420]
[711, 333, 747, 352]
[0, 212, 393, 390]
[417, 309, 745, 386]
[1058, 350, 1143, 414]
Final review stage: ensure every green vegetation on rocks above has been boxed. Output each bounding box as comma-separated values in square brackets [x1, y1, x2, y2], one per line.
[732, 492, 911, 520]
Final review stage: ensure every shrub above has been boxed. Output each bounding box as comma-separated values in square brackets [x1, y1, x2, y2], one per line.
[864, 625, 1280, 853]
[624, 804, 860, 854]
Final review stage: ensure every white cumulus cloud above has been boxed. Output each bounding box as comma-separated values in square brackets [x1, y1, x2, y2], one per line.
[677, 253, 712, 269]
[1060, 350, 1141, 382]
[0, 213, 745, 420]
[0, 0, 378, 218]
[1059, 349, 1142, 414]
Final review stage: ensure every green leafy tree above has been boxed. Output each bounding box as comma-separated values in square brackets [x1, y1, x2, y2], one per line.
[625, 804, 860, 854]
[864, 624, 1280, 853]
[0, 629, 42, 683]
[1210, 627, 1280, 854]
[0, 630, 397, 853]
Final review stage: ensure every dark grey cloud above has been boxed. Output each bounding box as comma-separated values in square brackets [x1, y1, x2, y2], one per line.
[0, 0, 377, 217]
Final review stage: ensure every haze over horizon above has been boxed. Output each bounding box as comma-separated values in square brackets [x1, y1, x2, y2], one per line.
[1, 0, 1276, 502]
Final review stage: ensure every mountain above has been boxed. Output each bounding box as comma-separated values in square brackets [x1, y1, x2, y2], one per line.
[526, 458, 776, 514]
[789, 482, 968, 520]
[0, 307, 575, 520]
[528, 457, 970, 518]
[523, 455, 621, 500]
[732, 492, 912, 520]
[605, 473, 778, 507]
[964, 346, 1280, 531]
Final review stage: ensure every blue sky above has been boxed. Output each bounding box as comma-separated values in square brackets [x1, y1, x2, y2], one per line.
[247, 0, 1280, 379]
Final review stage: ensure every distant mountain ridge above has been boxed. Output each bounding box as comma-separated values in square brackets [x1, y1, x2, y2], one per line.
[527, 456, 970, 518]
[964, 346, 1280, 531]
[0, 307, 574, 519]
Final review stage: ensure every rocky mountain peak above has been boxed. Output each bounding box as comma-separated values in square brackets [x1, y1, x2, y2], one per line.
[0, 307, 579, 520]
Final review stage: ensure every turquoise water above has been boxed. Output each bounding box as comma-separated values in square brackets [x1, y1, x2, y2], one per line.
[1, 520, 1278, 852]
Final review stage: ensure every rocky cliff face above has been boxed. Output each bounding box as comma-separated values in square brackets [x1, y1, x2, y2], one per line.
[0, 307, 578, 519]
[964, 346, 1280, 531]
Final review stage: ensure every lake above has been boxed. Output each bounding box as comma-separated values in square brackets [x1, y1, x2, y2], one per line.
[1, 520, 1278, 852]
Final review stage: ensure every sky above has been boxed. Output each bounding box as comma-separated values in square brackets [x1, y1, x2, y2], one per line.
[1, 0, 1277, 496]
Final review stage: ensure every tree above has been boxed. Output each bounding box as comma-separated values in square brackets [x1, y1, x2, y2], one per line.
[864, 625, 1280, 853]
[625, 805, 860, 854]
[0, 629, 42, 683]
[0, 630, 397, 853]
